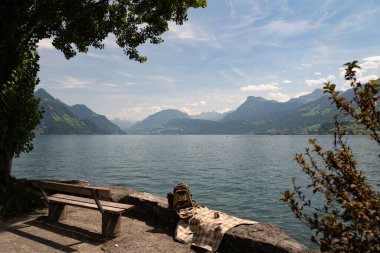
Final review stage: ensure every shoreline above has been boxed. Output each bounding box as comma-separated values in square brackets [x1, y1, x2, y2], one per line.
[1, 179, 315, 253]
[28, 179, 313, 253]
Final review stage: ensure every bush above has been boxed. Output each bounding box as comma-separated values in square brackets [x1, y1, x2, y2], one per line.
[282, 61, 380, 252]
[0, 177, 46, 221]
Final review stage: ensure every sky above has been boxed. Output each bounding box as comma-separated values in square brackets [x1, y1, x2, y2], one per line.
[36, 0, 380, 121]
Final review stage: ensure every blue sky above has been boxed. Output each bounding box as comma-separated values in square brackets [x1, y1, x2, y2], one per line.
[37, 0, 380, 121]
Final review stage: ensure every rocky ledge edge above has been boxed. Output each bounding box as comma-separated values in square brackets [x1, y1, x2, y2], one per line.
[27, 179, 314, 253]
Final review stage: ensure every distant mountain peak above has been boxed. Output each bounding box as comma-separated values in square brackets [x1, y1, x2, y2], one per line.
[128, 109, 190, 133]
[157, 109, 185, 114]
[34, 89, 125, 135]
[311, 88, 323, 94]
[34, 88, 55, 100]
[246, 96, 269, 102]
[191, 111, 223, 121]
[289, 89, 324, 104]
[71, 104, 93, 113]
[221, 90, 324, 123]
[239, 96, 278, 108]
[72, 104, 90, 109]
[70, 104, 97, 119]
[306, 88, 324, 98]
[146, 109, 189, 118]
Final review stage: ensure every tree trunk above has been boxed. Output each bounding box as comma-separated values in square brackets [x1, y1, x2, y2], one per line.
[0, 150, 13, 179]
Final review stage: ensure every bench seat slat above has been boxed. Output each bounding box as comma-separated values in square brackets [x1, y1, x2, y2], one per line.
[31, 180, 111, 199]
[52, 193, 133, 210]
[48, 196, 125, 214]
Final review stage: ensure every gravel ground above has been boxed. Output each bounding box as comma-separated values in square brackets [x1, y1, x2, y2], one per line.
[0, 207, 201, 253]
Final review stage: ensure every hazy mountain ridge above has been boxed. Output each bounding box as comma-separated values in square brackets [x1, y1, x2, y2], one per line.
[164, 118, 256, 134]
[288, 89, 325, 104]
[70, 104, 125, 134]
[222, 89, 325, 123]
[35, 89, 125, 135]
[128, 109, 190, 134]
[111, 118, 135, 131]
[34, 88, 364, 135]
[127, 89, 364, 135]
[191, 111, 224, 121]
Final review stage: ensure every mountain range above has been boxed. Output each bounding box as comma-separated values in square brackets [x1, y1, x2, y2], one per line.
[34, 88, 363, 135]
[35, 89, 125, 135]
[126, 89, 361, 135]
[191, 111, 225, 121]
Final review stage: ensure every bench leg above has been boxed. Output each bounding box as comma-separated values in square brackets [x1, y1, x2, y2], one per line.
[102, 212, 122, 238]
[48, 203, 67, 222]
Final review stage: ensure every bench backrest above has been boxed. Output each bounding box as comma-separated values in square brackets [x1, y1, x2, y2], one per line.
[31, 180, 111, 199]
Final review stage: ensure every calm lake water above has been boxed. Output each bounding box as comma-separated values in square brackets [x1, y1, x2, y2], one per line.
[12, 135, 379, 249]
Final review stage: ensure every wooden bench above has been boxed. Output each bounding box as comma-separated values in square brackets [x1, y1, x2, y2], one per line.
[31, 180, 133, 238]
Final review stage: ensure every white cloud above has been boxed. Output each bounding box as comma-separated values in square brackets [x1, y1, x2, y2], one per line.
[339, 75, 378, 90]
[361, 55, 380, 71]
[186, 100, 207, 107]
[260, 19, 312, 38]
[363, 56, 380, 62]
[169, 22, 208, 41]
[102, 34, 120, 49]
[341, 81, 351, 91]
[114, 105, 176, 121]
[282, 80, 292, 84]
[361, 61, 380, 70]
[86, 53, 121, 62]
[339, 67, 345, 77]
[297, 63, 312, 70]
[230, 66, 248, 78]
[354, 68, 363, 77]
[305, 75, 335, 87]
[330, 5, 380, 37]
[314, 72, 322, 75]
[181, 107, 199, 115]
[167, 22, 222, 48]
[168, 22, 208, 41]
[327, 74, 336, 81]
[217, 108, 232, 114]
[340, 67, 362, 77]
[228, 0, 235, 17]
[102, 83, 120, 88]
[57, 76, 93, 89]
[37, 39, 54, 50]
[240, 83, 279, 92]
[305, 79, 324, 87]
[294, 92, 310, 98]
[267, 92, 290, 102]
[357, 75, 378, 84]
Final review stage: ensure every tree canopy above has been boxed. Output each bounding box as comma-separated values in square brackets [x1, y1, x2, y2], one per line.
[0, 0, 207, 177]
[1, 0, 206, 76]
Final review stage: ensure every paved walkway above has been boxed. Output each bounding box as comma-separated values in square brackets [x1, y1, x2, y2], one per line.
[0, 207, 201, 253]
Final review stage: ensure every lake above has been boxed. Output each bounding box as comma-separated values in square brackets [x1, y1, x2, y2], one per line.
[12, 135, 379, 249]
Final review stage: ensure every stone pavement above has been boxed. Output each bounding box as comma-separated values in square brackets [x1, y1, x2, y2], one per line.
[0, 207, 201, 253]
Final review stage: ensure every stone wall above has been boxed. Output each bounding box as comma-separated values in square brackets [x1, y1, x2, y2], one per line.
[109, 186, 313, 253]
